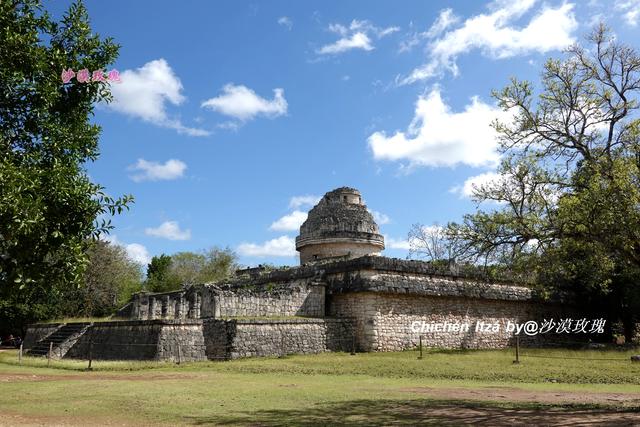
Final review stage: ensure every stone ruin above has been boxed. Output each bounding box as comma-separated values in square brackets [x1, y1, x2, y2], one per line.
[24, 187, 580, 361]
[296, 187, 384, 264]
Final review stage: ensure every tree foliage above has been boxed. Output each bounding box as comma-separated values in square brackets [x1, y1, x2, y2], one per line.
[62, 240, 143, 317]
[0, 0, 131, 333]
[146, 248, 238, 293]
[408, 224, 460, 262]
[446, 25, 640, 339]
[145, 254, 173, 292]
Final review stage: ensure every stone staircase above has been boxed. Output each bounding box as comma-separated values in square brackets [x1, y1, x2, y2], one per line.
[27, 323, 92, 358]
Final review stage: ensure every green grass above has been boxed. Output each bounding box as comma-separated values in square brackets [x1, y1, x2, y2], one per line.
[1, 349, 639, 426]
[205, 347, 640, 385]
[3, 347, 638, 385]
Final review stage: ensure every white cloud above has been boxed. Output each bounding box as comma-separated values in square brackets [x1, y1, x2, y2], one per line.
[451, 170, 560, 205]
[145, 221, 191, 241]
[128, 159, 187, 182]
[368, 89, 510, 168]
[269, 210, 308, 232]
[419, 224, 446, 234]
[278, 16, 293, 30]
[370, 210, 391, 225]
[102, 235, 151, 265]
[319, 32, 374, 54]
[288, 195, 321, 209]
[400, 9, 460, 54]
[386, 225, 449, 255]
[125, 243, 152, 265]
[385, 236, 411, 250]
[107, 59, 209, 136]
[426, 8, 460, 38]
[450, 171, 504, 198]
[616, 0, 640, 25]
[201, 84, 288, 122]
[237, 236, 297, 257]
[400, 0, 577, 84]
[399, 33, 421, 53]
[378, 26, 401, 37]
[317, 19, 399, 55]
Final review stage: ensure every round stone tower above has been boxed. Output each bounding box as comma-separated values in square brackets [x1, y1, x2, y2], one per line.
[295, 187, 385, 265]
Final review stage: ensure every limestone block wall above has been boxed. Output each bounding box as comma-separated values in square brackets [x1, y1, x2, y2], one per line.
[202, 320, 230, 360]
[201, 281, 325, 318]
[157, 322, 207, 361]
[329, 292, 577, 351]
[326, 270, 537, 301]
[65, 321, 161, 359]
[22, 323, 61, 350]
[299, 240, 383, 264]
[27, 318, 353, 361]
[126, 281, 325, 321]
[203, 318, 353, 360]
[128, 289, 200, 321]
[64, 320, 206, 361]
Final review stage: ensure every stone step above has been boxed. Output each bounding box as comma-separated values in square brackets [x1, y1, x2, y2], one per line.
[27, 322, 92, 357]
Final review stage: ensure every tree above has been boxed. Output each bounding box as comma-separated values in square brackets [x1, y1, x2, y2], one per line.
[169, 252, 208, 287]
[146, 254, 175, 293]
[408, 224, 454, 262]
[0, 1, 132, 333]
[62, 240, 143, 317]
[199, 247, 238, 282]
[448, 25, 640, 339]
[539, 157, 640, 338]
[146, 248, 238, 293]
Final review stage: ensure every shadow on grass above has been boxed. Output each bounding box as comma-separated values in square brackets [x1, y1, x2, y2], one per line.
[183, 398, 640, 426]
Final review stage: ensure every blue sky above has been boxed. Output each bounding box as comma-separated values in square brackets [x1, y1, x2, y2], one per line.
[49, 0, 639, 267]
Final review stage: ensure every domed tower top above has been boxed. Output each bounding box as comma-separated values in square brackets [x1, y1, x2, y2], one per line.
[295, 187, 385, 264]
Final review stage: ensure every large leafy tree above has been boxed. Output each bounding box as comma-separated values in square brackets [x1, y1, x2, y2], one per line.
[146, 248, 238, 293]
[145, 254, 174, 293]
[539, 158, 640, 338]
[447, 25, 640, 339]
[62, 240, 143, 317]
[0, 1, 131, 333]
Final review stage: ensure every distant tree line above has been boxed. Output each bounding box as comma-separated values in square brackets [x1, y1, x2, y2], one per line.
[145, 248, 238, 293]
[33, 243, 238, 321]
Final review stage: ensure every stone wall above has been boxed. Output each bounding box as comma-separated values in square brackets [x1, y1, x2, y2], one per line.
[324, 267, 562, 351]
[26, 318, 353, 361]
[157, 321, 207, 361]
[126, 281, 325, 321]
[325, 270, 537, 301]
[203, 318, 353, 360]
[64, 320, 206, 361]
[128, 288, 200, 321]
[329, 292, 578, 351]
[298, 240, 383, 265]
[201, 281, 325, 318]
[102, 255, 587, 357]
[22, 323, 61, 350]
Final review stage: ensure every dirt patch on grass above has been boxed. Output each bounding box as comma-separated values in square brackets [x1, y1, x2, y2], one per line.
[6, 404, 640, 426]
[411, 405, 640, 426]
[0, 411, 154, 427]
[0, 372, 200, 382]
[185, 401, 640, 426]
[401, 386, 640, 408]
